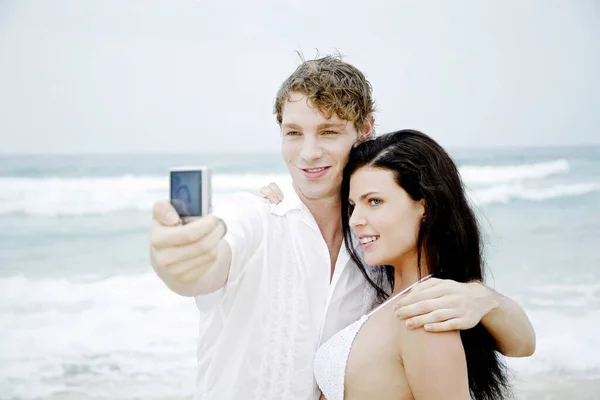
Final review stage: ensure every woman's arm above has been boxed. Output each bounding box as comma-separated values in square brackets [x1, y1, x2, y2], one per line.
[400, 327, 470, 400]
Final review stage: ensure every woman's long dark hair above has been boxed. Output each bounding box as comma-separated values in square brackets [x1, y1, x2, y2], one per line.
[341, 129, 511, 400]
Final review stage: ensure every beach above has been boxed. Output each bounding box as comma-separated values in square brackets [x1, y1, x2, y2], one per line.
[32, 376, 600, 400]
[1, 148, 599, 399]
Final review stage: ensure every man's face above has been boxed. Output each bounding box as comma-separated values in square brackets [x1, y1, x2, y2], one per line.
[280, 92, 371, 201]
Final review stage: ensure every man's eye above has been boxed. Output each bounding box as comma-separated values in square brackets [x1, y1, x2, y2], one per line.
[285, 131, 301, 136]
[323, 130, 339, 135]
[369, 199, 382, 206]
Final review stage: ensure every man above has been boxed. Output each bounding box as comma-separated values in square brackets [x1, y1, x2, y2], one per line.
[150, 55, 535, 400]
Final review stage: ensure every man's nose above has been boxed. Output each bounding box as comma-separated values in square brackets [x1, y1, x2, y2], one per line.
[300, 136, 323, 162]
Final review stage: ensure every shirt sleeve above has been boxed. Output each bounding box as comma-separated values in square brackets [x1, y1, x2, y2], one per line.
[216, 191, 266, 283]
[194, 191, 267, 310]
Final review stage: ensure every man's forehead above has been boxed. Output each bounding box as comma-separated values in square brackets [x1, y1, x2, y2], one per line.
[281, 91, 353, 127]
[281, 120, 349, 130]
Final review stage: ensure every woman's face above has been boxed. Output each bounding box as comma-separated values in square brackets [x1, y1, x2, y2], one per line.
[348, 166, 425, 267]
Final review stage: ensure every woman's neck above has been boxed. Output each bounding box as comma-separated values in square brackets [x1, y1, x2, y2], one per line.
[391, 250, 429, 296]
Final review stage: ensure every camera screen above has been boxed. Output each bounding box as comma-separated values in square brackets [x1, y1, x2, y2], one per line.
[170, 170, 202, 217]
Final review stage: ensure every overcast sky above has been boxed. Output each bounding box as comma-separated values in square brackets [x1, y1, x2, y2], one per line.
[0, 0, 599, 154]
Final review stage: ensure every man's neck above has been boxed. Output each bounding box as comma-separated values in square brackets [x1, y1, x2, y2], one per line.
[295, 186, 344, 279]
[307, 199, 341, 237]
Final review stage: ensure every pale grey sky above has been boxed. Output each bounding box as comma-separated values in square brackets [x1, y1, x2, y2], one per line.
[0, 0, 599, 154]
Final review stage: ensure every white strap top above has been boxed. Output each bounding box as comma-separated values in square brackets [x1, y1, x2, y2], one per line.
[313, 274, 433, 400]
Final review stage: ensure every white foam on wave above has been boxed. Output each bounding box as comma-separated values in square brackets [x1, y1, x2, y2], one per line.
[459, 159, 570, 185]
[1, 275, 599, 370]
[508, 308, 600, 375]
[0, 175, 164, 216]
[0, 174, 290, 216]
[471, 182, 600, 205]
[0, 273, 199, 398]
[0, 273, 198, 359]
[1, 274, 599, 398]
[0, 159, 592, 216]
[527, 283, 600, 309]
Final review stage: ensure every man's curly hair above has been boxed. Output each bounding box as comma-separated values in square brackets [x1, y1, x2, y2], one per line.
[274, 55, 376, 130]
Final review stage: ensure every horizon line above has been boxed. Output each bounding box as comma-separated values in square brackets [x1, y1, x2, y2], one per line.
[1, 142, 600, 157]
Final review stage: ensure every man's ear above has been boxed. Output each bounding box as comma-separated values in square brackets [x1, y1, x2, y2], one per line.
[357, 114, 375, 144]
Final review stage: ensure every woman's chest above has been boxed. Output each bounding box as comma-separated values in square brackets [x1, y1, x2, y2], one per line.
[343, 310, 413, 400]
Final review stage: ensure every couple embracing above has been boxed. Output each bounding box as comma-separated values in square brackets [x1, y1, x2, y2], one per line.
[150, 55, 535, 400]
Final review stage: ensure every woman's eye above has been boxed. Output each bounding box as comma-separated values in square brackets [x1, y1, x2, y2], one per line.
[323, 130, 339, 135]
[369, 199, 382, 206]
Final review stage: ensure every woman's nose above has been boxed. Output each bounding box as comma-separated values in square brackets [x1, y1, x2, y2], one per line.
[349, 208, 366, 228]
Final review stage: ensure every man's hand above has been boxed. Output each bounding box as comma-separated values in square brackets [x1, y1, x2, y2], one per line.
[150, 200, 227, 286]
[257, 182, 284, 205]
[393, 278, 497, 332]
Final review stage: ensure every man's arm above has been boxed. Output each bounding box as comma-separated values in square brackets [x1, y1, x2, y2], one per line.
[151, 192, 266, 298]
[150, 201, 231, 297]
[479, 286, 536, 357]
[393, 278, 536, 357]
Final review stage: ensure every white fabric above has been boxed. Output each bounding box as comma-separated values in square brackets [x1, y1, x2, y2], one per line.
[313, 275, 432, 400]
[313, 315, 368, 400]
[192, 182, 375, 400]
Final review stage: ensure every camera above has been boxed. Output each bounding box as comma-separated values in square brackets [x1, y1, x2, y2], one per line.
[169, 166, 212, 223]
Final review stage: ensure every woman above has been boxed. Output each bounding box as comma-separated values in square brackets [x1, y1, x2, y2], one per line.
[311, 129, 511, 399]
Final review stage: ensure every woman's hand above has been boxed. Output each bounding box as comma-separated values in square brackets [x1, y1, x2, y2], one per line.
[257, 182, 284, 204]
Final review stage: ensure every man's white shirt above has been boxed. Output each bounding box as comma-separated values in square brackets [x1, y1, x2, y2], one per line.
[192, 183, 374, 400]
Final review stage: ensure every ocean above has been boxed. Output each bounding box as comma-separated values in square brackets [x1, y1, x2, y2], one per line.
[1, 147, 599, 400]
